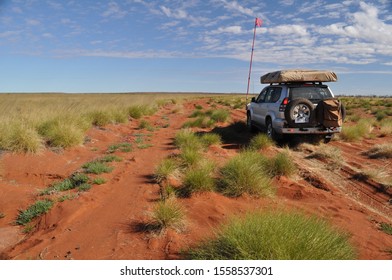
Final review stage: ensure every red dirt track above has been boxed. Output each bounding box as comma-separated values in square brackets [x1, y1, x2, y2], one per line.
[0, 98, 391, 260]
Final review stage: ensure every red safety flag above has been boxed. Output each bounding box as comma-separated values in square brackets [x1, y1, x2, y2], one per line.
[255, 17, 262, 27]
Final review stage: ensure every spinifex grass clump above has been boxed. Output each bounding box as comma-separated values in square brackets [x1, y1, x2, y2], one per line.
[340, 119, 373, 141]
[154, 158, 179, 183]
[88, 110, 113, 127]
[38, 118, 85, 148]
[0, 122, 43, 153]
[174, 129, 203, 150]
[219, 150, 273, 197]
[248, 134, 274, 150]
[364, 144, 392, 159]
[199, 133, 222, 147]
[128, 105, 156, 119]
[150, 198, 185, 232]
[186, 211, 356, 260]
[181, 160, 216, 196]
[16, 199, 54, 225]
[265, 151, 297, 177]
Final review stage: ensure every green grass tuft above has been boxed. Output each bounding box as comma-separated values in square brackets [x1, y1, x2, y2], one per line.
[181, 160, 216, 195]
[266, 152, 297, 177]
[186, 211, 356, 260]
[248, 134, 274, 150]
[0, 122, 43, 153]
[38, 118, 85, 148]
[150, 198, 185, 231]
[16, 199, 54, 225]
[107, 142, 132, 153]
[93, 177, 107, 185]
[154, 158, 179, 183]
[219, 150, 273, 197]
[380, 223, 392, 235]
[82, 161, 114, 174]
[88, 110, 113, 127]
[340, 120, 373, 141]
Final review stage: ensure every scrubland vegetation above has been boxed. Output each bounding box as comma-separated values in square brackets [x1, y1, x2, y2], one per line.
[2, 94, 392, 260]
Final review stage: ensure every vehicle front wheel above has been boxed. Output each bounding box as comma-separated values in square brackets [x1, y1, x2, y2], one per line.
[247, 112, 257, 133]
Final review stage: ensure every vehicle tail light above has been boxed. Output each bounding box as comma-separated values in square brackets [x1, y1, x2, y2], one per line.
[279, 98, 289, 111]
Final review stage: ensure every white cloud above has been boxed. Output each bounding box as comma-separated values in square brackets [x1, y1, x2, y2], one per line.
[160, 6, 187, 19]
[279, 0, 295, 6]
[219, 0, 256, 17]
[208, 25, 243, 35]
[26, 19, 40, 26]
[102, 1, 127, 19]
[267, 24, 308, 37]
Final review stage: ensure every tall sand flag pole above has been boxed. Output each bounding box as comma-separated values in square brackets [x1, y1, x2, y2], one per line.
[246, 17, 262, 102]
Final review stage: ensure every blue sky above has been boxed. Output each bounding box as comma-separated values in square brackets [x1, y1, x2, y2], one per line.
[0, 0, 392, 95]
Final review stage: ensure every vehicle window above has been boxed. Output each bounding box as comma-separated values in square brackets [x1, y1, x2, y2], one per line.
[256, 88, 268, 103]
[265, 87, 282, 103]
[289, 86, 333, 102]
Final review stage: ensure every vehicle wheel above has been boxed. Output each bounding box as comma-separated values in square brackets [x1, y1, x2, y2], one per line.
[247, 112, 257, 133]
[285, 98, 315, 128]
[266, 119, 282, 141]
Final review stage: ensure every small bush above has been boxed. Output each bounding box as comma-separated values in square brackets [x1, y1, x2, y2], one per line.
[186, 211, 356, 260]
[248, 134, 274, 150]
[16, 199, 54, 225]
[219, 151, 273, 197]
[150, 198, 185, 231]
[83, 161, 114, 174]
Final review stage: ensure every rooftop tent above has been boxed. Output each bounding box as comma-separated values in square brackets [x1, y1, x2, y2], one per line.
[260, 69, 338, 84]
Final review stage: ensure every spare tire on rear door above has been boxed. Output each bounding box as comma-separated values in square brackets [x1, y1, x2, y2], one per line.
[284, 98, 315, 128]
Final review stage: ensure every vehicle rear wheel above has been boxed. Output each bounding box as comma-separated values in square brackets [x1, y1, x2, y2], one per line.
[266, 119, 282, 141]
[285, 98, 315, 128]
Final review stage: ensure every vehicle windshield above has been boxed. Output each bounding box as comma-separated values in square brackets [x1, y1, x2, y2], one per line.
[289, 85, 333, 102]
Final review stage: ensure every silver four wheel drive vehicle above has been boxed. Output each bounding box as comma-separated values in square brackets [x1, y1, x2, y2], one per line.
[246, 69, 345, 143]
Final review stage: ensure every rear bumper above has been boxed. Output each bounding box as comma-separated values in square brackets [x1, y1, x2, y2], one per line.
[280, 127, 341, 134]
[272, 118, 341, 134]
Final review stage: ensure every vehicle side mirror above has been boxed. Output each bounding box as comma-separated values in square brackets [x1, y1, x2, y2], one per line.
[251, 97, 256, 102]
